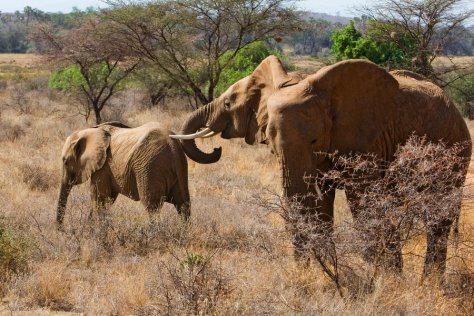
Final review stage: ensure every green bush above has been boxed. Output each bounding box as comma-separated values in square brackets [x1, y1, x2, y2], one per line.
[331, 20, 414, 68]
[446, 74, 474, 118]
[0, 218, 31, 275]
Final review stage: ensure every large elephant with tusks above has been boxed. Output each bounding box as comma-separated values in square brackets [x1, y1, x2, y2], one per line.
[172, 56, 472, 276]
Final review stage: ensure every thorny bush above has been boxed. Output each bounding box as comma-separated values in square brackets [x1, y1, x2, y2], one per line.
[257, 136, 473, 297]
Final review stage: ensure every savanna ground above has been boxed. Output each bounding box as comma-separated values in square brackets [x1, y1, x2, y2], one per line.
[1, 54, 474, 315]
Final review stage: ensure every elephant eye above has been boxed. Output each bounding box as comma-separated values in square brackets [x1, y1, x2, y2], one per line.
[63, 158, 70, 167]
[224, 98, 231, 110]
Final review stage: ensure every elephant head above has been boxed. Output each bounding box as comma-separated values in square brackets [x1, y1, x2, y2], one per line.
[172, 55, 300, 163]
[56, 128, 110, 229]
[265, 58, 400, 208]
[174, 56, 400, 207]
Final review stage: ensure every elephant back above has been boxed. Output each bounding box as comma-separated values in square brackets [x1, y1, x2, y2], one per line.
[303, 59, 400, 155]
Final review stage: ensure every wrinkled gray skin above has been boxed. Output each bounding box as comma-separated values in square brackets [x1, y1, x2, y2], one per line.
[178, 55, 472, 276]
[56, 122, 190, 230]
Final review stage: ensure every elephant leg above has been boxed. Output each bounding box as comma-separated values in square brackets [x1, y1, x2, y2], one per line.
[170, 180, 191, 220]
[381, 224, 403, 273]
[90, 181, 117, 222]
[142, 188, 166, 217]
[424, 219, 452, 276]
[293, 188, 335, 264]
[347, 189, 403, 272]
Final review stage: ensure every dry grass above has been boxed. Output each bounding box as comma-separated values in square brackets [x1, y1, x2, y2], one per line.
[0, 54, 48, 82]
[0, 54, 473, 315]
[432, 56, 474, 72]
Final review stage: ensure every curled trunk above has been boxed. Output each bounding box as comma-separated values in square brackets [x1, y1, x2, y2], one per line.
[180, 103, 222, 164]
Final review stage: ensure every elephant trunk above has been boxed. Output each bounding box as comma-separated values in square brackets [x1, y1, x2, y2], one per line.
[56, 176, 73, 230]
[279, 153, 319, 215]
[180, 103, 222, 164]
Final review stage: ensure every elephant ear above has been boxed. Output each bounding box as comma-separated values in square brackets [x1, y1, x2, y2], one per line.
[251, 55, 300, 89]
[309, 59, 400, 152]
[245, 55, 300, 143]
[70, 128, 111, 184]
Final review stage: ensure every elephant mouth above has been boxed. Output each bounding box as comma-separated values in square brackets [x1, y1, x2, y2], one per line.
[220, 125, 233, 139]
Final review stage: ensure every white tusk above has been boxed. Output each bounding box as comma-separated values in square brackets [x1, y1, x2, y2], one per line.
[201, 131, 218, 138]
[169, 127, 213, 140]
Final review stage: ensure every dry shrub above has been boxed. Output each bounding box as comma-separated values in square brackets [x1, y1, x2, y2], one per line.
[257, 135, 474, 297]
[0, 121, 26, 142]
[144, 251, 234, 315]
[20, 163, 53, 191]
[23, 76, 49, 91]
[26, 262, 73, 311]
[3, 82, 36, 114]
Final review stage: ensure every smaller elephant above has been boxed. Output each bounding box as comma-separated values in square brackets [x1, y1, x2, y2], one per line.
[56, 121, 190, 230]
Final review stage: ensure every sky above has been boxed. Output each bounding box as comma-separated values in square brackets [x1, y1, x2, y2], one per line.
[1, 0, 473, 17]
[0, 0, 369, 15]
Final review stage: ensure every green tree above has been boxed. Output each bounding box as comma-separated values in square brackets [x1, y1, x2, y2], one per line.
[48, 65, 86, 90]
[331, 20, 414, 69]
[104, 0, 301, 108]
[32, 18, 139, 123]
[331, 21, 363, 60]
[357, 0, 474, 77]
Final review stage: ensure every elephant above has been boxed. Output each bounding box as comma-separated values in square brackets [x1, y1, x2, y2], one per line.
[171, 55, 472, 276]
[56, 121, 192, 230]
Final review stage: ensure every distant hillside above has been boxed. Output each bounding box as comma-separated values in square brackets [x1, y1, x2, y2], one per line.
[301, 11, 351, 25]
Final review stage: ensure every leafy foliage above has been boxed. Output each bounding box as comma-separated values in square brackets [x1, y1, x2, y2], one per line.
[331, 21, 363, 59]
[33, 18, 139, 123]
[357, 0, 474, 77]
[48, 65, 85, 91]
[331, 20, 414, 68]
[103, 0, 301, 105]
[446, 74, 474, 118]
[49, 63, 128, 92]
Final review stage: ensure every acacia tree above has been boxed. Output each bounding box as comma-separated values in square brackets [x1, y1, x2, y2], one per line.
[103, 0, 300, 107]
[31, 18, 140, 123]
[357, 0, 474, 77]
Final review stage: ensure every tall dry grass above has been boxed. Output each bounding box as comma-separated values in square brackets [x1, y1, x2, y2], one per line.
[0, 55, 473, 315]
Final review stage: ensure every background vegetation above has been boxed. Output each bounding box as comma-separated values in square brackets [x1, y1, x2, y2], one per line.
[2, 0, 474, 119]
[1, 0, 474, 314]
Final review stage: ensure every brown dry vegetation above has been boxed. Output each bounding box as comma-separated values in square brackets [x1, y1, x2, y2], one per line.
[0, 54, 474, 315]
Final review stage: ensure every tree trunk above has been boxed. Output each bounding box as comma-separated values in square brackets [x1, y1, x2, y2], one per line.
[92, 101, 102, 124]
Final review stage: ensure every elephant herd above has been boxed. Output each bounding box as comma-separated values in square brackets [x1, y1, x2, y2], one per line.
[56, 56, 472, 277]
